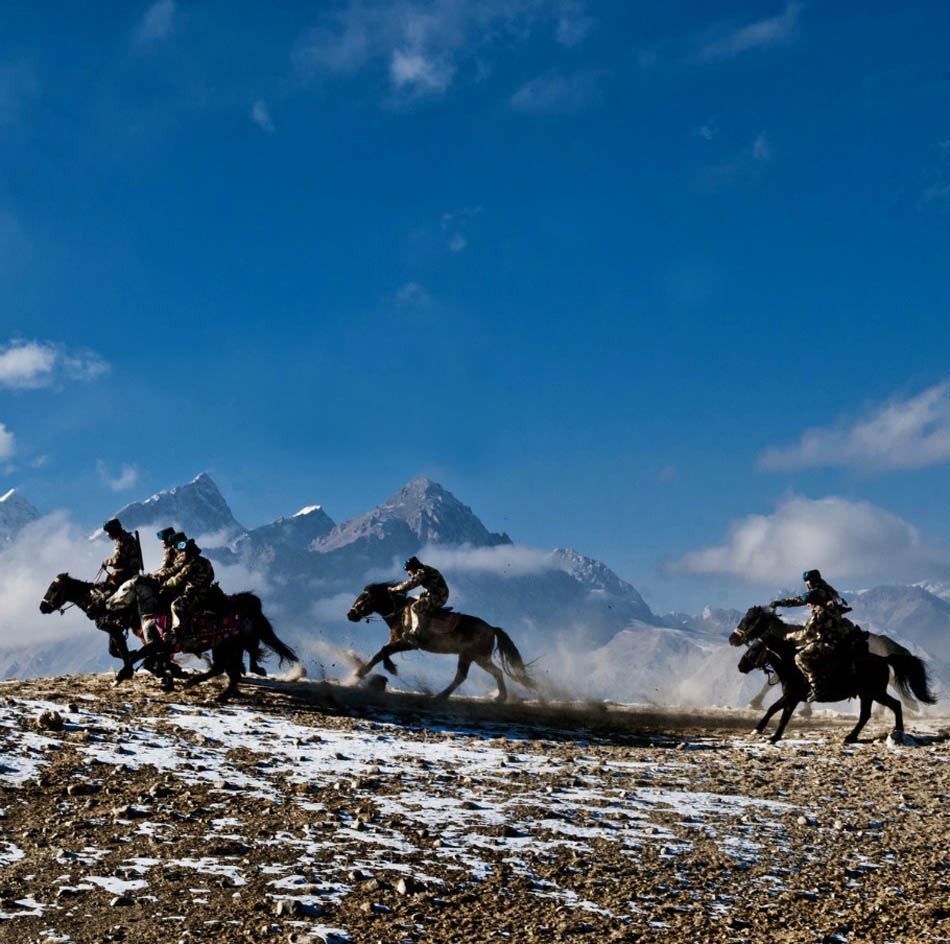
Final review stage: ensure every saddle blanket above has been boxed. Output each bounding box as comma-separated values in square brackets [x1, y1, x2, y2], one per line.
[155, 612, 241, 649]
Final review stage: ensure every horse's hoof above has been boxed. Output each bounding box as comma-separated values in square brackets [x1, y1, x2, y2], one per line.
[768, 735, 782, 744]
[251, 665, 267, 677]
[160, 676, 175, 692]
[113, 665, 135, 685]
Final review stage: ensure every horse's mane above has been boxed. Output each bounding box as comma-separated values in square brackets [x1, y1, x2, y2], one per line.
[366, 581, 406, 597]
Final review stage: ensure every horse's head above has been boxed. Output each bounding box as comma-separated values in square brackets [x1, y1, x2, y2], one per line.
[347, 582, 402, 622]
[737, 638, 770, 675]
[106, 576, 139, 610]
[39, 573, 70, 614]
[729, 605, 777, 647]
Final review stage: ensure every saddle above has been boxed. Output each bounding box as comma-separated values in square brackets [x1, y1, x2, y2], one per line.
[401, 606, 461, 635]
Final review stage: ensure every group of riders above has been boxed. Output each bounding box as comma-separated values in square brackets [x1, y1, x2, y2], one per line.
[99, 518, 217, 642]
[102, 517, 857, 698]
[100, 519, 448, 649]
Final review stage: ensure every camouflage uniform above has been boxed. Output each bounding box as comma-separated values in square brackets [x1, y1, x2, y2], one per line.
[772, 581, 853, 699]
[103, 529, 140, 587]
[152, 543, 186, 584]
[392, 564, 449, 646]
[166, 548, 216, 631]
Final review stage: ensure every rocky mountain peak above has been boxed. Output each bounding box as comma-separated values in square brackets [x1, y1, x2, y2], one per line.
[317, 478, 511, 553]
[0, 488, 40, 544]
[111, 472, 242, 538]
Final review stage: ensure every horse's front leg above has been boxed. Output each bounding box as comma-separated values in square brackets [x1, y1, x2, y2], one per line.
[356, 642, 412, 679]
[769, 700, 800, 743]
[754, 694, 789, 735]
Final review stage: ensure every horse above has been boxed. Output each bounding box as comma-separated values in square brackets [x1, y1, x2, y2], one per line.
[346, 582, 536, 703]
[730, 606, 936, 743]
[106, 575, 302, 700]
[39, 573, 140, 682]
[746, 630, 923, 716]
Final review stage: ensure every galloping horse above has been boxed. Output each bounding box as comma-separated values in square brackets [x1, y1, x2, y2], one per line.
[39, 573, 139, 681]
[347, 582, 536, 703]
[730, 606, 936, 743]
[107, 575, 302, 699]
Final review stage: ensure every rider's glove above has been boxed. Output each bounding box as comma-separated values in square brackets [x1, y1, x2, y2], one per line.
[769, 600, 780, 608]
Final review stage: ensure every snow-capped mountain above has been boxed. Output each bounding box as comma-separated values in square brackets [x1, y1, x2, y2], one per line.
[0, 489, 40, 545]
[241, 505, 336, 551]
[111, 473, 243, 540]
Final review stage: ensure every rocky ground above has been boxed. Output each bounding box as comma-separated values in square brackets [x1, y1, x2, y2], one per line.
[0, 671, 948, 944]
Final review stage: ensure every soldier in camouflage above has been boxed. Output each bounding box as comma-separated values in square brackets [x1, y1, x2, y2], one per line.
[389, 556, 449, 647]
[149, 528, 185, 583]
[101, 518, 141, 591]
[166, 539, 216, 634]
[771, 569, 854, 701]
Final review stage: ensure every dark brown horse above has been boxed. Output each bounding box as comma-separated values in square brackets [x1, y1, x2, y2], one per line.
[346, 582, 536, 702]
[730, 606, 936, 743]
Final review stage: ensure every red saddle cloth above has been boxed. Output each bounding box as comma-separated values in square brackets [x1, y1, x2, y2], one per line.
[155, 612, 241, 650]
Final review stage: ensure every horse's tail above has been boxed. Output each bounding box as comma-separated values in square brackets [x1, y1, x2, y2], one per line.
[233, 593, 300, 668]
[493, 627, 536, 691]
[887, 652, 937, 705]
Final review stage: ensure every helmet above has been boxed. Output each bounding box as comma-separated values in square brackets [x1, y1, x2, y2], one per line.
[103, 518, 122, 536]
[803, 569, 822, 584]
[156, 527, 176, 543]
[178, 538, 201, 555]
[403, 556, 422, 571]
[172, 531, 187, 544]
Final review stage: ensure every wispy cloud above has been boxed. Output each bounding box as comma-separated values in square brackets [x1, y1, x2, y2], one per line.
[0, 340, 109, 390]
[97, 461, 139, 492]
[420, 543, 555, 577]
[554, 1, 595, 47]
[509, 69, 602, 113]
[760, 380, 950, 472]
[396, 281, 431, 305]
[251, 99, 275, 133]
[698, 132, 774, 190]
[0, 423, 14, 460]
[669, 494, 950, 584]
[135, 0, 176, 46]
[294, 1, 585, 101]
[697, 2, 802, 62]
[440, 206, 482, 252]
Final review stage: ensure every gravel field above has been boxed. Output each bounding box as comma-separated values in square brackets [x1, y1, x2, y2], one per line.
[1, 673, 948, 944]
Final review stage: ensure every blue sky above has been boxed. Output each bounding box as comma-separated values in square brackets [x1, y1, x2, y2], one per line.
[2, 0, 949, 612]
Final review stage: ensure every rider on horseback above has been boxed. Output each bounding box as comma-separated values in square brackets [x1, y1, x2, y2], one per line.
[101, 518, 141, 592]
[165, 538, 216, 637]
[389, 556, 449, 647]
[771, 569, 856, 701]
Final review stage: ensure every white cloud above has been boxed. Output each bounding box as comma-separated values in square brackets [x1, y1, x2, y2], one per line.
[697, 121, 718, 141]
[669, 495, 950, 585]
[396, 281, 430, 305]
[698, 2, 802, 62]
[509, 69, 601, 113]
[390, 50, 455, 95]
[251, 99, 275, 133]
[294, 1, 579, 100]
[0, 423, 13, 460]
[97, 461, 139, 492]
[752, 132, 773, 162]
[447, 233, 467, 252]
[554, 1, 595, 47]
[759, 380, 950, 471]
[135, 0, 176, 45]
[0, 340, 109, 389]
[0, 512, 105, 646]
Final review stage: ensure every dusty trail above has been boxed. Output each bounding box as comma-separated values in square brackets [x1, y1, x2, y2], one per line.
[0, 672, 947, 943]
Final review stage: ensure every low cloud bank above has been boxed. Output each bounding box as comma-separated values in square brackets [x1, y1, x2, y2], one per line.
[669, 495, 950, 585]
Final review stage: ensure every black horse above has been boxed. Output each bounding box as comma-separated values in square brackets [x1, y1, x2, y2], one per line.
[730, 606, 936, 743]
[107, 575, 302, 700]
[39, 573, 140, 681]
[347, 582, 536, 702]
